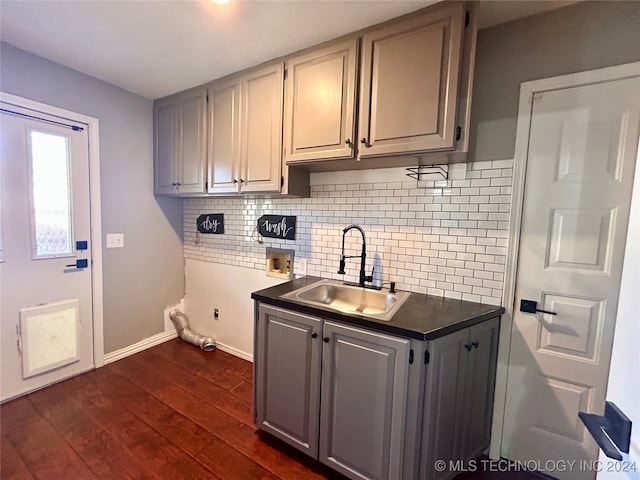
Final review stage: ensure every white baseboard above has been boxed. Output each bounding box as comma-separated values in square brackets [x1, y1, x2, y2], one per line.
[216, 342, 253, 363]
[103, 330, 177, 365]
[102, 331, 252, 365]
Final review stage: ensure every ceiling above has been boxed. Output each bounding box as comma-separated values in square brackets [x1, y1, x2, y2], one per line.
[0, 0, 579, 100]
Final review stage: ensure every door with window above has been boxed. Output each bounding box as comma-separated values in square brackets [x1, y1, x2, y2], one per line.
[0, 106, 94, 401]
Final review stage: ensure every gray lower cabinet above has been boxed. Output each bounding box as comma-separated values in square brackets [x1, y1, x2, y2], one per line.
[255, 305, 410, 480]
[420, 318, 499, 480]
[319, 321, 410, 480]
[255, 305, 321, 456]
[255, 302, 499, 480]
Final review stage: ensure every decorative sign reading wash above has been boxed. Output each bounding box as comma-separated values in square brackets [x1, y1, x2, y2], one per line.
[197, 214, 224, 234]
[258, 215, 296, 240]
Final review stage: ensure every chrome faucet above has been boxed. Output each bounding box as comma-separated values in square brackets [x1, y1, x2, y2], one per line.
[338, 224, 373, 287]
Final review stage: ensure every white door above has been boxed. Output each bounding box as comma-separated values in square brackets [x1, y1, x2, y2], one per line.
[0, 106, 94, 401]
[502, 69, 640, 479]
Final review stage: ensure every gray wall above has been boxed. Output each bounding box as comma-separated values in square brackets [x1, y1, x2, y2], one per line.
[0, 42, 185, 353]
[470, 1, 640, 162]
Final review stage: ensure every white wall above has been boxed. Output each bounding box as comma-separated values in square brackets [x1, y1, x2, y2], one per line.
[184, 161, 512, 357]
[597, 161, 640, 479]
[185, 259, 282, 360]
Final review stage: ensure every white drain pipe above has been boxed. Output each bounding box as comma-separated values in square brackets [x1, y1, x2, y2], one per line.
[169, 310, 216, 352]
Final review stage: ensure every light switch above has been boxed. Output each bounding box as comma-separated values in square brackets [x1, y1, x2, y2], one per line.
[106, 233, 124, 249]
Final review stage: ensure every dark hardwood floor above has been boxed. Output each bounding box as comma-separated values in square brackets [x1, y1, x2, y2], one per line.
[1, 338, 542, 480]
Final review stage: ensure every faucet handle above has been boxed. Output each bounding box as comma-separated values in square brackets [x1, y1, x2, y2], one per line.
[364, 266, 374, 283]
[338, 256, 346, 275]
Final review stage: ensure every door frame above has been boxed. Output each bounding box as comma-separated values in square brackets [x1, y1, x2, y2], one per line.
[489, 61, 640, 459]
[0, 91, 105, 369]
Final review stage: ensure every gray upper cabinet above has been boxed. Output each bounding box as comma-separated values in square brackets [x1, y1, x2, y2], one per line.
[358, 3, 465, 158]
[154, 87, 207, 195]
[240, 61, 284, 193]
[283, 38, 358, 164]
[256, 305, 321, 457]
[207, 77, 241, 194]
[319, 321, 410, 480]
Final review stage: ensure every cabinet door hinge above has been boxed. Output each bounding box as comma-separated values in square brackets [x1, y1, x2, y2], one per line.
[465, 11, 470, 28]
[456, 126, 462, 141]
[424, 350, 430, 365]
[281, 176, 285, 188]
[284, 68, 288, 81]
[409, 349, 414, 364]
[205, 181, 208, 190]
[206, 93, 209, 103]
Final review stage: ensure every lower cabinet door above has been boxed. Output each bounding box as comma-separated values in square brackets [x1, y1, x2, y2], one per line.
[256, 305, 322, 456]
[319, 321, 410, 480]
[420, 328, 469, 480]
[460, 318, 500, 460]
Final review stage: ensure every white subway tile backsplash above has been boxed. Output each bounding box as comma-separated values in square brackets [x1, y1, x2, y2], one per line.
[183, 160, 513, 306]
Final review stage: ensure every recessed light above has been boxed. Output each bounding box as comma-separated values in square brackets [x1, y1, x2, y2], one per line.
[211, 0, 230, 4]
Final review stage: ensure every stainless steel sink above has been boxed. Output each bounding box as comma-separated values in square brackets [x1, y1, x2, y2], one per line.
[281, 279, 410, 321]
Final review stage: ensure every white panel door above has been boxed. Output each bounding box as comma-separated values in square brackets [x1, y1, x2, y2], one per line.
[0, 109, 94, 401]
[503, 74, 639, 479]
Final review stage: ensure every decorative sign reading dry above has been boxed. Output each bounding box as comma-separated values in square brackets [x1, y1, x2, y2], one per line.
[258, 215, 296, 240]
[197, 214, 224, 234]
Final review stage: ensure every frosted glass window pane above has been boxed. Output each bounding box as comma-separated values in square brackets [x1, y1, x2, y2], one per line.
[30, 131, 73, 257]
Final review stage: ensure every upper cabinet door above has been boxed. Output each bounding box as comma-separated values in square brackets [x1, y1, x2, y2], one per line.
[283, 39, 358, 163]
[178, 88, 207, 194]
[241, 62, 284, 193]
[154, 98, 179, 195]
[208, 77, 241, 194]
[358, 3, 465, 158]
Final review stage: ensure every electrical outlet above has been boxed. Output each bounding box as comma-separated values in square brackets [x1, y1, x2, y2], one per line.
[213, 308, 219, 320]
[106, 233, 124, 248]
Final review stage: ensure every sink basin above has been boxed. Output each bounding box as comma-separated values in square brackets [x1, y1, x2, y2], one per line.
[281, 279, 410, 321]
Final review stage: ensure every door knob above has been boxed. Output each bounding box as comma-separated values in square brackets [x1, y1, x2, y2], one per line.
[65, 259, 88, 269]
[520, 299, 557, 315]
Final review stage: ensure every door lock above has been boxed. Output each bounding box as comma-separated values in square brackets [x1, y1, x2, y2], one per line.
[520, 299, 556, 315]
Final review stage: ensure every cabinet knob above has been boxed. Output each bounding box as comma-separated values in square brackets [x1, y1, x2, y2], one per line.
[464, 344, 472, 351]
[176, 182, 181, 186]
[345, 138, 353, 148]
[471, 341, 479, 349]
[240, 178, 245, 183]
[171, 182, 177, 186]
[323, 337, 330, 343]
[360, 137, 367, 145]
[311, 332, 318, 339]
[233, 179, 238, 184]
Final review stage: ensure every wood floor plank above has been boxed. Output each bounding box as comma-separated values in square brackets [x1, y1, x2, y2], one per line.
[58, 374, 220, 480]
[27, 385, 161, 480]
[152, 340, 248, 391]
[107, 357, 241, 432]
[89, 370, 280, 480]
[131, 349, 254, 425]
[0, 439, 36, 480]
[110, 346, 329, 480]
[1, 396, 98, 480]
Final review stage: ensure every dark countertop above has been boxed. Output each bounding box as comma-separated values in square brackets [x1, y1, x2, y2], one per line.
[251, 276, 505, 341]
